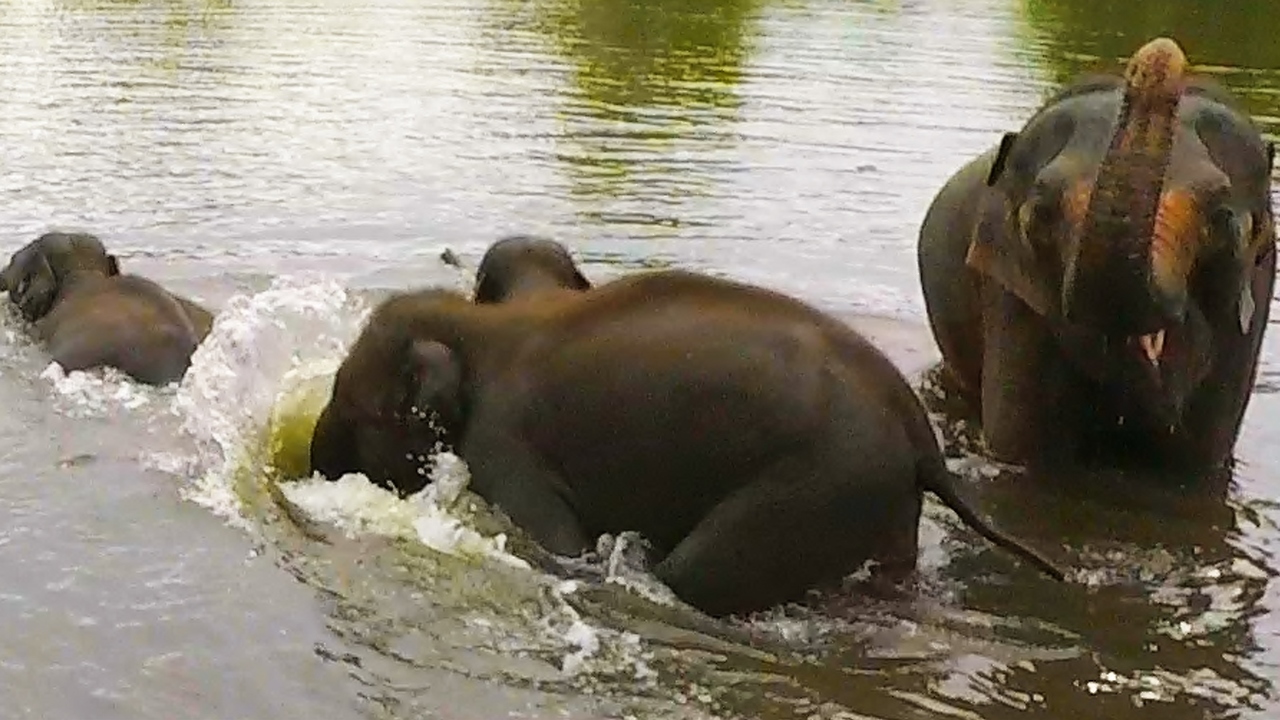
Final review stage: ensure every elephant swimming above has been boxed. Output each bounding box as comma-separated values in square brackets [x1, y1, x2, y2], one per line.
[472, 234, 592, 303]
[309, 268, 1065, 617]
[0, 231, 215, 386]
[917, 37, 1276, 472]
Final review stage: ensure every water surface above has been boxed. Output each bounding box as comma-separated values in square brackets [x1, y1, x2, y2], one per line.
[0, 0, 1277, 718]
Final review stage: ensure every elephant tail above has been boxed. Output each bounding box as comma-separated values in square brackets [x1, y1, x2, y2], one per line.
[917, 454, 1068, 582]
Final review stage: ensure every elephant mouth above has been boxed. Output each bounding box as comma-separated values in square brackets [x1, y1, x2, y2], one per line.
[1058, 319, 1206, 431]
[1134, 329, 1166, 368]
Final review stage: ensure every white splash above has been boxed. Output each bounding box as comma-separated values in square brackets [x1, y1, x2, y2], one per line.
[597, 531, 683, 607]
[39, 362, 164, 417]
[545, 580, 659, 681]
[281, 453, 531, 571]
[160, 273, 660, 686]
[170, 274, 369, 525]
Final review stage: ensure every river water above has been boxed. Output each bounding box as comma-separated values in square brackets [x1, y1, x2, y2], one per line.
[0, 0, 1277, 718]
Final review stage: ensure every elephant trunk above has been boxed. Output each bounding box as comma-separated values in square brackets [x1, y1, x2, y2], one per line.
[1063, 37, 1189, 341]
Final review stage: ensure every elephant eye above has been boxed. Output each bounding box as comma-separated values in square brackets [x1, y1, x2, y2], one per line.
[1018, 197, 1060, 245]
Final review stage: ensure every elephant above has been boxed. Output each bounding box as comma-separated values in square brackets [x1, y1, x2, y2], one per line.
[472, 235, 592, 303]
[917, 37, 1276, 472]
[308, 268, 1066, 617]
[1, 231, 215, 386]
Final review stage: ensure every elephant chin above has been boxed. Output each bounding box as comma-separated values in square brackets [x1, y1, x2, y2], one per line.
[1056, 303, 1210, 432]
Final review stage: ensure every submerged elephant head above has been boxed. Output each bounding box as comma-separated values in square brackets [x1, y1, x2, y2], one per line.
[472, 235, 591, 304]
[1, 231, 120, 322]
[967, 37, 1276, 428]
[310, 290, 473, 494]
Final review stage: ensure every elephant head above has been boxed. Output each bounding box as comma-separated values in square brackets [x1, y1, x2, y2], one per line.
[310, 290, 473, 494]
[966, 37, 1276, 429]
[472, 235, 591, 304]
[1, 231, 121, 322]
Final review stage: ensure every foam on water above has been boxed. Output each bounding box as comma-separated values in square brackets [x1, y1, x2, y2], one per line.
[281, 454, 532, 571]
[169, 273, 368, 526]
[153, 274, 672, 691]
[40, 362, 162, 417]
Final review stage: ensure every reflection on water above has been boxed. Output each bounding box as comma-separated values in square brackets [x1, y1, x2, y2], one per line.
[0, 0, 1278, 718]
[519, 0, 760, 220]
[1019, 0, 1280, 134]
[929, 463, 1270, 719]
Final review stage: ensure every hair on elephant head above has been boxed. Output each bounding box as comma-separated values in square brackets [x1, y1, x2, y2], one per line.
[472, 235, 591, 304]
[966, 37, 1276, 434]
[2, 231, 120, 322]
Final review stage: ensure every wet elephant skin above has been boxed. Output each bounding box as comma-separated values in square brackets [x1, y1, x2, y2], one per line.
[1, 231, 215, 386]
[471, 234, 592, 304]
[916, 37, 1277, 474]
[309, 268, 1066, 617]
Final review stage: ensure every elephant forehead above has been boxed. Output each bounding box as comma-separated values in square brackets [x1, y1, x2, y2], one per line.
[1031, 92, 1255, 185]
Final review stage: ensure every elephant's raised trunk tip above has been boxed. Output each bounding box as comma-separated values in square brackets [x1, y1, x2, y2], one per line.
[1124, 37, 1187, 97]
[1064, 37, 1190, 336]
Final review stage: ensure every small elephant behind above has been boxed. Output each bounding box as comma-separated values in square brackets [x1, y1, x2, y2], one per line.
[471, 235, 592, 304]
[309, 268, 1065, 617]
[1, 231, 215, 386]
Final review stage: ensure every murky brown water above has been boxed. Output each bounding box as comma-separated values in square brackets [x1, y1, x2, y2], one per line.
[0, 0, 1277, 718]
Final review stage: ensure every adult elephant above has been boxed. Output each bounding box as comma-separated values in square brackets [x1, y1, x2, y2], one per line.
[1, 231, 215, 386]
[308, 269, 1065, 617]
[918, 37, 1276, 472]
[471, 234, 592, 303]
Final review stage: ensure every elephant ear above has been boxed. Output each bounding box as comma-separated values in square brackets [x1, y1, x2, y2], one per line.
[1238, 212, 1277, 335]
[405, 339, 465, 440]
[10, 249, 61, 321]
[472, 268, 503, 304]
[985, 132, 1019, 187]
[965, 132, 1058, 318]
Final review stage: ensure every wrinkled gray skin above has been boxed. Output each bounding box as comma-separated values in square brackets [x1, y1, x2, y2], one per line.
[472, 235, 592, 303]
[917, 38, 1276, 473]
[309, 269, 1066, 617]
[0, 231, 215, 385]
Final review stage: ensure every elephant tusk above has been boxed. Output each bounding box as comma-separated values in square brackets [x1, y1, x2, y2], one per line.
[1239, 280, 1256, 334]
[1138, 330, 1166, 366]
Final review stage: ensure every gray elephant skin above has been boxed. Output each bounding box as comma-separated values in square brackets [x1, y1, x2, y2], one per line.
[917, 37, 1277, 472]
[471, 234, 592, 304]
[1, 231, 215, 385]
[308, 265, 1065, 618]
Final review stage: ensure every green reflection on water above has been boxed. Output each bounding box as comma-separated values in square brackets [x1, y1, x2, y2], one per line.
[1020, 0, 1280, 131]
[541, 0, 759, 115]
[515, 0, 762, 223]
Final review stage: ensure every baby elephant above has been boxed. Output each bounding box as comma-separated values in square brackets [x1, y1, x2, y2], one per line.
[310, 269, 1065, 617]
[1, 231, 214, 385]
[471, 235, 592, 303]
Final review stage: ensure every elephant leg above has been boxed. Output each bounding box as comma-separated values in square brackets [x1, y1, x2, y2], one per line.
[654, 453, 920, 618]
[462, 428, 592, 558]
[979, 284, 1073, 467]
